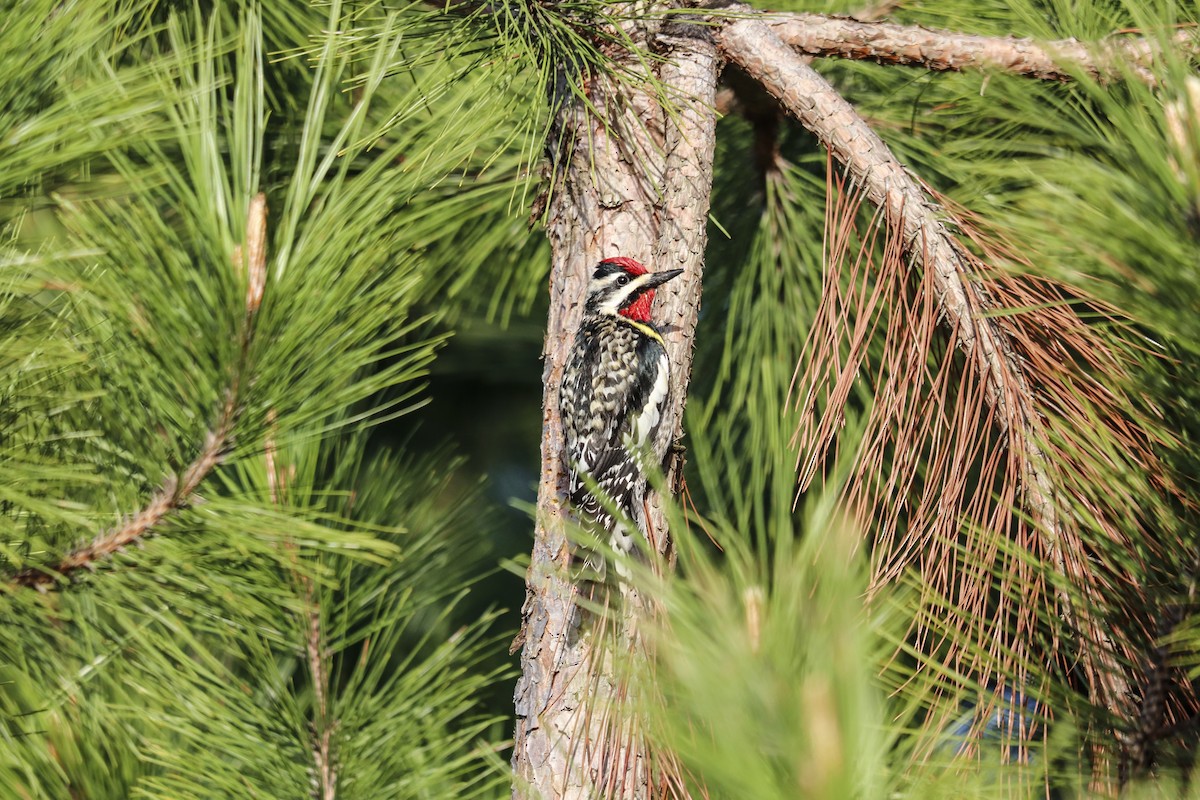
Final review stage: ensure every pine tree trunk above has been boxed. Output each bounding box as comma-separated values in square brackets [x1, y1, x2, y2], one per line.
[510, 17, 718, 800]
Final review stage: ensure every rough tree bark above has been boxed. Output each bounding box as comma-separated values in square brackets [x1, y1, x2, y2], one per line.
[510, 15, 718, 800]
[763, 12, 1195, 83]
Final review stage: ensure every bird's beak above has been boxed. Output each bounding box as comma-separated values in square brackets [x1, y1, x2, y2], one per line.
[642, 268, 684, 289]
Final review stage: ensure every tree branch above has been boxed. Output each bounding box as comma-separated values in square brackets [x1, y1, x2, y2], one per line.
[265, 415, 337, 800]
[762, 12, 1196, 83]
[307, 594, 336, 800]
[10, 194, 268, 591]
[715, 5, 1134, 750]
[10, 396, 236, 590]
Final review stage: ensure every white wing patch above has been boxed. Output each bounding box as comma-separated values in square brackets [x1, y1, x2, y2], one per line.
[632, 351, 669, 449]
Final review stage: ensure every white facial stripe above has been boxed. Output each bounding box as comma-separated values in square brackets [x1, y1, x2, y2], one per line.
[598, 272, 656, 315]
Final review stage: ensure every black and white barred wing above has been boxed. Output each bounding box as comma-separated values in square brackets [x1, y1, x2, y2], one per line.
[561, 322, 642, 516]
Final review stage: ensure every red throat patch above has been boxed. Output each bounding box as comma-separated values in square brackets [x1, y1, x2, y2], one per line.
[619, 290, 656, 323]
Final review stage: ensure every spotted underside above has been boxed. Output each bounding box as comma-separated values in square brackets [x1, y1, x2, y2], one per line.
[560, 313, 671, 545]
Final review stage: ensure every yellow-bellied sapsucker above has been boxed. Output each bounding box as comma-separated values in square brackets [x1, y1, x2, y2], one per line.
[560, 257, 683, 580]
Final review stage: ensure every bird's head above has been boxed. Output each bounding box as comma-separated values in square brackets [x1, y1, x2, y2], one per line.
[586, 257, 684, 323]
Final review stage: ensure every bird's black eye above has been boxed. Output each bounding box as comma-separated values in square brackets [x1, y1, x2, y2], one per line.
[616, 275, 630, 287]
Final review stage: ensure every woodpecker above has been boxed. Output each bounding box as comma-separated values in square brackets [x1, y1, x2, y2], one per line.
[560, 256, 683, 579]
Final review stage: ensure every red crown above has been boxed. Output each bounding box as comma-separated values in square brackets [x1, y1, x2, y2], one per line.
[601, 256, 648, 276]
